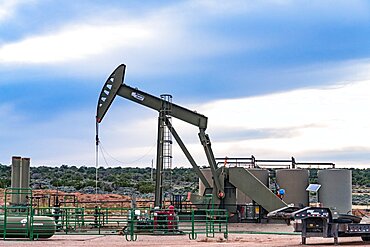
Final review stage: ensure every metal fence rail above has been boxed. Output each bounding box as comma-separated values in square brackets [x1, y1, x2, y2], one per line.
[1, 204, 228, 241]
[123, 208, 228, 241]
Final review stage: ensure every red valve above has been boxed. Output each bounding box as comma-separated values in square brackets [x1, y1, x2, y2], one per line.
[218, 191, 225, 198]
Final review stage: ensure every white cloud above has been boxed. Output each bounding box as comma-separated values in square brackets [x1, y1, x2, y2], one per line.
[56, 80, 370, 168]
[199, 80, 370, 166]
[0, 22, 156, 64]
[0, 1, 252, 76]
[1, 79, 369, 168]
[0, 0, 30, 22]
[1, 1, 370, 168]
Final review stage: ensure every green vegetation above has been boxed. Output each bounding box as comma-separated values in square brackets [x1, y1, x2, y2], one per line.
[0, 164, 10, 188]
[351, 168, 370, 187]
[0, 164, 199, 195]
[136, 181, 155, 193]
[307, 168, 370, 186]
[0, 164, 369, 196]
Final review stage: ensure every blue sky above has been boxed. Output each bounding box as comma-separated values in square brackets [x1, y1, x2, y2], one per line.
[1, 0, 370, 168]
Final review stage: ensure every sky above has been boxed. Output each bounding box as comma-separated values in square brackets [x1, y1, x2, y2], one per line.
[1, 0, 370, 168]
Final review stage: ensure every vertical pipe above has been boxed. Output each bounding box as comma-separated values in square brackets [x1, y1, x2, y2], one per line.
[154, 114, 164, 208]
[20, 157, 30, 204]
[11, 156, 22, 204]
[96, 122, 99, 203]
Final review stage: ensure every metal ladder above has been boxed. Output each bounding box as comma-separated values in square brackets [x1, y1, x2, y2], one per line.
[160, 94, 173, 199]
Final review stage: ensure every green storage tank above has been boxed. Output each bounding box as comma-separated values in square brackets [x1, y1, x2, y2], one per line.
[0, 215, 56, 239]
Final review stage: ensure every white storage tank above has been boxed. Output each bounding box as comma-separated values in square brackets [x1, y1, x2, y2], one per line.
[318, 169, 352, 214]
[236, 168, 269, 204]
[276, 169, 309, 207]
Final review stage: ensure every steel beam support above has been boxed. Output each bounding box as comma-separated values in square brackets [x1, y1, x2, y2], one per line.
[154, 114, 165, 207]
[163, 117, 211, 189]
[198, 129, 224, 198]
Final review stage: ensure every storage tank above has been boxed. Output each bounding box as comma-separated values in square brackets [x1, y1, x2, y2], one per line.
[199, 168, 213, 196]
[318, 169, 352, 214]
[20, 158, 31, 204]
[276, 169, 309, 207]
[0, 215, 56, 238]
[11, 156, 22, 204]
[236, 168, 269, 204]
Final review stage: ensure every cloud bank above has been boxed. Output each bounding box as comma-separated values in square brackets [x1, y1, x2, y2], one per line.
[1, 1, 370, 168]
[2, 79, 368, 168]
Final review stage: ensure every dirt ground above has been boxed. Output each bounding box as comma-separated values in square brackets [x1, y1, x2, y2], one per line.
[1, 223, 369, 247]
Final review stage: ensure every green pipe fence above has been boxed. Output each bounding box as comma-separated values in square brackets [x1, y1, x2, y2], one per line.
[1, 188, 37, 240]
[1, 189, 229, 241]
[1, 205, 228, 241]
[123, 207, 228, 241]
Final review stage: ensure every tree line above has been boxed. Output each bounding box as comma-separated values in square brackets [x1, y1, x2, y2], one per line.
[0, 164, 198, 194]
[0, 164, 369, 192]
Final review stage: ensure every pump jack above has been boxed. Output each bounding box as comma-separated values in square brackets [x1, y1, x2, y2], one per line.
[96, 64, 286, 213]
[96, 64, 224, 208]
